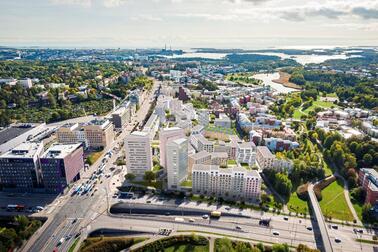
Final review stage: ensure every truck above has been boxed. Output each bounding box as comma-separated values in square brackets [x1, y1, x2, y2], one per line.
[7, 204, 25, 212]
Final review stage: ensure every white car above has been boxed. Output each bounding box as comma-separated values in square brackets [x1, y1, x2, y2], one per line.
[188, 218, 195, 223]
[202, 214, 209, 219]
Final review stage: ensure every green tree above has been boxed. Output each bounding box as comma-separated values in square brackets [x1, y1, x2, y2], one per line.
[272, 243, 290, 252]
[144, 171, 156, 184]
[125, 173, 136, 181]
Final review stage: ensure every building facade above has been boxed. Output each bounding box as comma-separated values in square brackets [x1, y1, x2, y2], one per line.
[166, 138, 188, 190]
[159, 127, 185, 170]
[40, 143, 84, 193]
[125, 131, 152, 177]
[256, 146, 275, 169]
[83, 119, 114, 149]
[192, 164, 261, 202]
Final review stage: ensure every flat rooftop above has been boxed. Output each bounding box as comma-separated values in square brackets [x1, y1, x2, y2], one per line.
[0, 124, 37, 145]
[42, 143, 81, 159]
[1, 142, 43, 159]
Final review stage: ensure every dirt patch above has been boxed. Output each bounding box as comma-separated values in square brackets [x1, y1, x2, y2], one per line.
[272, 71, 302, 90]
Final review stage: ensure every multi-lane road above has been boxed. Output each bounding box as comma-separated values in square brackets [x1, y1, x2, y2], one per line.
[23, 80, 161, 252]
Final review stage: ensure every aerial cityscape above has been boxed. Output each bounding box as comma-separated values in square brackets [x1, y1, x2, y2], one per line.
[0, 1, 377, 252]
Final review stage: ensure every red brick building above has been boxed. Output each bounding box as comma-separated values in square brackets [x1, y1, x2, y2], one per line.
[359, 168, 378, 205]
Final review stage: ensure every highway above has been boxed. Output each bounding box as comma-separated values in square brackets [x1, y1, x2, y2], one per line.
[23, 80, 161, 252]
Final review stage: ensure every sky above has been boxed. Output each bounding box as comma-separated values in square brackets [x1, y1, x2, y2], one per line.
[1, 0, 378, 49]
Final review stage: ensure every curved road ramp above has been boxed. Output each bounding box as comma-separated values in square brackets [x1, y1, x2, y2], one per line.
[110, 202, 250, 218]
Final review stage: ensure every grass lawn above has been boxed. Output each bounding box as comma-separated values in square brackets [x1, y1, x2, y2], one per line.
[293, 97, 337, 120]
[68, 238, 80, 252]
[133, 180, 163, 190]
[227, 160, 237, 165]
[287, 191, 309, 214]
[319, 179, 354, 221]
[86, 150, 104, 165]
[164, 244, 209, 252]
[180, 180, 192, 187]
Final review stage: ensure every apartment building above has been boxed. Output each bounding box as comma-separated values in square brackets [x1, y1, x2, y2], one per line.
[359, 168, 378, 205]
[237, 142, 256, 167]
[40, 143, 84, 193]
[83, 119, 114, 149]
[256, 146, 275, 169]
[192, 164, 261, 201]
[188, 151, 212, 173]
[214, 113, 231, 128]
[166, 138, 188, 190]
[190, 134, 214, 153]
[143, 113, 160, 140]
[125, 131, 152, 177]
[197, 109, 209, 126]
[0, 142, 44, 192]
[159, 127, 185, 169]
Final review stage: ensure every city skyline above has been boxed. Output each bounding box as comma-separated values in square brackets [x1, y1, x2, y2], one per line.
[1, 0, 378, 48]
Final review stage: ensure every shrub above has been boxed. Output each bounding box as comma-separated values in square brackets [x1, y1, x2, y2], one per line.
[296, 183, 309, 201]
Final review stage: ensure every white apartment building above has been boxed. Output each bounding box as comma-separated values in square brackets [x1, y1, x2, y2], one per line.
[237, 142, 257, 167]
[190, 134, 214, 153]
[18, 78, 33, 89]
[159, 127, 185, 170]
[142, 113, 160, 140]
[214, 113, 231, 128]
[166, 138, 188, 190]
[188, 150, 212, 173]
[256, 146, 275, 169]
[124, 131, 152, 177]
[197, 109, 209, 126]
[192, 164, 261, 201]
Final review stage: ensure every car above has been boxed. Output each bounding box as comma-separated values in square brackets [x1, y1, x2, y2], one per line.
[306, 226, 313, 231]
[235, 225, 242, 230]
[35, 206, 44, 211]
[356, 229, 363, 234]
[331, 225, 338, 230]
[65, 235, 72, 240]
[202, 214, 209, 219]
[74, 232, 81, 238]
[225, 206, 231, 211]
[188, 218, 195, 223]
[334, 238, 341, 243]
[71, 218, 77, 224]
[146, 200, 152, 204]
[57, 238, 65, 246]
[272, 231, 280, 236]
[283, 217, 289, 221]
[165, 212, 170, 216]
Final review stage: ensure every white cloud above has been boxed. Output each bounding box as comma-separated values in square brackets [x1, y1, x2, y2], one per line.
[49, 0, 92, 7]
[103, 0, 128, 8]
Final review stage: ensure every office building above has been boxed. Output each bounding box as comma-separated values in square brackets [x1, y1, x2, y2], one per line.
[111, 107, 129, 129]
[83, 119, 114, 149]
[0, 142, 44, 192]
[192, 164, 261, 201]
[40, 143, 84, 193]
[125, 131, 152, 177]
[166, 138, 188, 190]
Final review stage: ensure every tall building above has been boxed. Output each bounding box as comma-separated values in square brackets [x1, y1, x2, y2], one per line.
[143, 113, 160, 141]
[125, 131, 152, 177]
[166, 138, 188, 190]
[192, 164, 261, 201]
[159, 127, 185, 169]
[83, 119, 114, 149]
[198, 109, 209, 126]
[111, 107, 129, 130]
[0, 142, 44, 192]
[40, 143, 84, 193]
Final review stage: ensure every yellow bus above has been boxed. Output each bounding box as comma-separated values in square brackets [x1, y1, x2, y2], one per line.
[210, 211, 222, 218]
